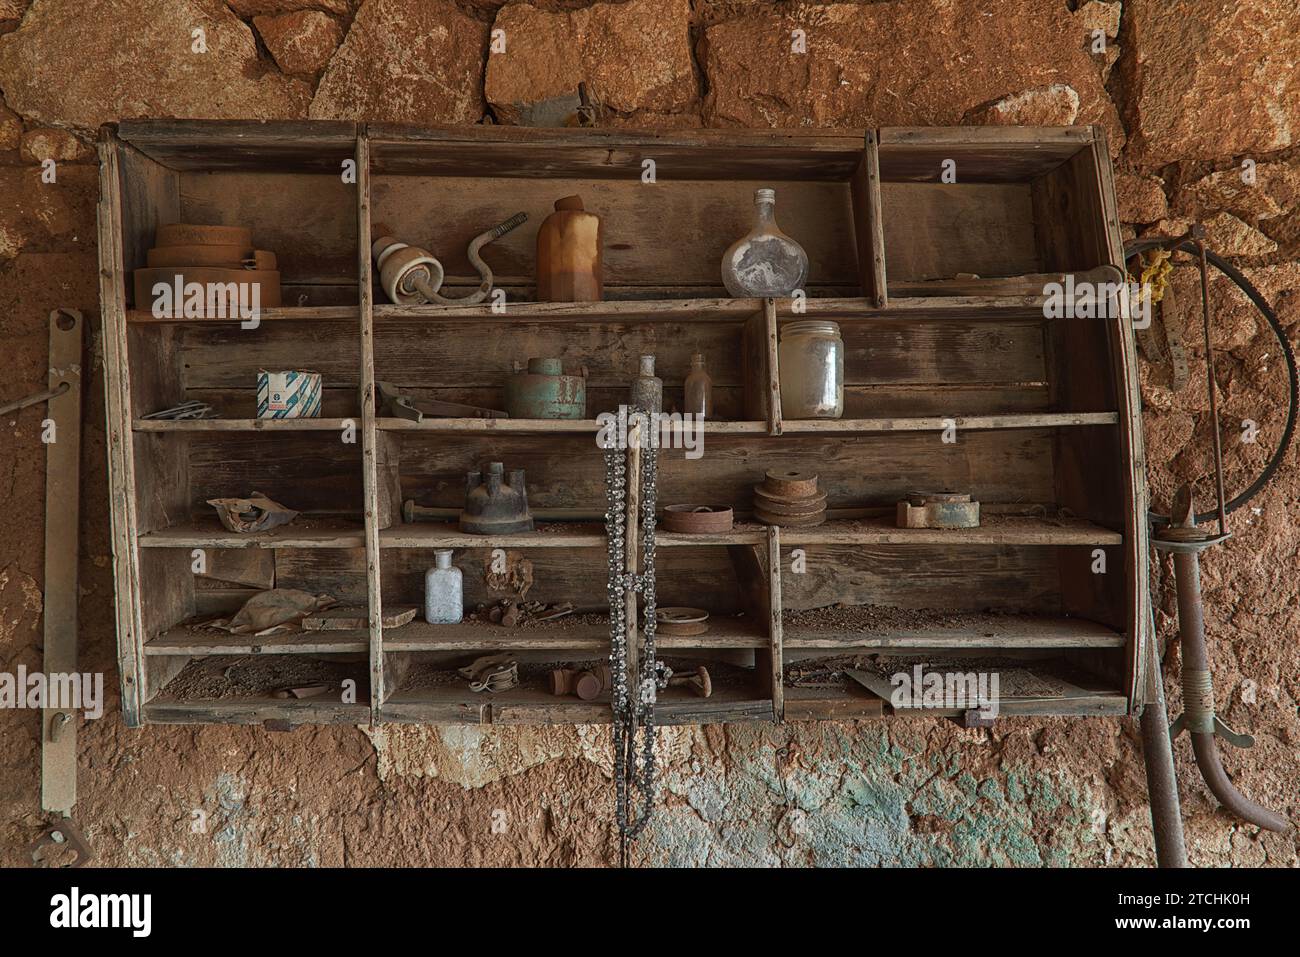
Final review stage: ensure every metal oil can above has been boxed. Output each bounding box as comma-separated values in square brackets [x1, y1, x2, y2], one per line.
[504, 357, 586, 419]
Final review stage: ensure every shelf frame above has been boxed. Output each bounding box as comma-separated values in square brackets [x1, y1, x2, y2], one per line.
[98, 120, 1149, 728]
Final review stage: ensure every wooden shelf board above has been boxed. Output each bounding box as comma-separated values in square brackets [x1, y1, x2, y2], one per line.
[782, 612, 1124, 649]
[129, 413, 1116, 436]
[134, 417, 355, 432]
[374, 298, 758, 324]
[146, 626, 368, 656]
[371, 295, 1053, 324]
[139, 519, 366, 549]
[779, 683, 1124, 719]
[377, 417, 766, 434]
[381, 522, 605, 549]
[383, 515, 1118, 549]
[777, 412, 1118, 433]
[382, 616, 766, 651]
[784, 684, 886, 721]
[144, 696, 369, 725]
[377, 413, 1115, 435]
[127, 306, 357, 324]
[778, 515, 1122, 546]
[121, 296, 1056, 328]
[382, 682, 772, 725]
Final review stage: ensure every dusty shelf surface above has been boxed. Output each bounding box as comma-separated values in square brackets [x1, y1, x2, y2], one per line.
[782, 651, 1124, 718]
[383, 611, 766, 651]
[381, 513, 1120, 549]
[781, 605, 1124, 649]
[145, 655, 371, 724]
[133, 417, 357, 432]
[384, 655, 772, 725]
[138, 517, 366, 549]
[147, 620, 369, 655]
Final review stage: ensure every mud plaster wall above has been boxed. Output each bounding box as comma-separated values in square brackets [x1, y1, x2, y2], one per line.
[1, 0, 1298, 867]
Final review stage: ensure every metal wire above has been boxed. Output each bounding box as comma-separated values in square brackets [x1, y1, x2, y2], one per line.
[1125, 237, 1299, 527]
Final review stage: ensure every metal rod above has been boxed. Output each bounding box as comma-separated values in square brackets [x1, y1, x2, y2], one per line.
[1138, 637, 1188, 867]
[1172, 547, 1290, 832]
[0, 380, 69, 417]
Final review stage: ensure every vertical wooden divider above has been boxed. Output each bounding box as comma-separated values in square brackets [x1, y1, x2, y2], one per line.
[356, 131, 385, 724]
[852, 130, 888, 307]
[766, 525, 784, 721]
[764, 298, 783, 435]
[97, 133, 145, 727]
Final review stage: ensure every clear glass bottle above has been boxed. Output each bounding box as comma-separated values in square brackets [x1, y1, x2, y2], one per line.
[721, 188, 809, 297]
[683, 352, 713, 418]
[424, 549, 463, 624]
[778, 320, 843, 418]
[629, 354, 662, 412]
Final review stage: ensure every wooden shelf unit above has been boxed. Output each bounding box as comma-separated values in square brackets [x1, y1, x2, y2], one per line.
[98, 120, 1148, 729]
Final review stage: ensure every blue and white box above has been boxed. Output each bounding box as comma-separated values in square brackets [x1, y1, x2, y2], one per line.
[257, 370, 322, 419]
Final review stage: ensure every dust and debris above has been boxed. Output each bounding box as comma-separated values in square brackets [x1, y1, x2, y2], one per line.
[159, 656, 368, 701]
[483, 549, 534, 597]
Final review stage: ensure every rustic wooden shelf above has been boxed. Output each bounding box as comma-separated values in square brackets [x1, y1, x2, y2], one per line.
[138, 520, 366, 549]
[377, 515, 1119, 549]
[782, 681, 1125, 720]
[99, 120, 1149, 730]
[377, 417, 767, 434]
[381, 616, 766, 652]
[146, 626, 369, 656]
[382, 682, 773, 726]
[145, 697, 370, 725]
[134, 417, 356, 432]
[777, 412, 1119, 432]
[781, 611, 1124, 650]
[127, 306, 358, 324]
[370, 294, 1056, 324]
[375, 412, 1117, 435]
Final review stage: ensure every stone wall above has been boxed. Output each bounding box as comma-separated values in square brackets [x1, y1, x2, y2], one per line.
[1, 0, 1296, 867]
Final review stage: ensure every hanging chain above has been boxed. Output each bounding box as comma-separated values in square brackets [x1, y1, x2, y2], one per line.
[604, 407, 662, 848]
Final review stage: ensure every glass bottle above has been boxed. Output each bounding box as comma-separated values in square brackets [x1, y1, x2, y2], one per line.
[778, 320, 844, 418]
[721, 188, 809, 297]
[683, 352, 713, 418]
[629, 354, 662, 412]
[424, 549, 463, 624]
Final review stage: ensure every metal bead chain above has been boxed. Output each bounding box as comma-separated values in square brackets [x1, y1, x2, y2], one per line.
[605, 407, 658, 840]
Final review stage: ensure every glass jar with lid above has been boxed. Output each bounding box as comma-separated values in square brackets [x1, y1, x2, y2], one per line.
[778, 320, 843, 419]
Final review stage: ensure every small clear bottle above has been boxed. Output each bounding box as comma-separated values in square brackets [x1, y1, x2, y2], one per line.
[778, 320, 844, 419]
[683, 353, 713, 418]
[629, 354, 662, 412]
[424, 549, 463, 624]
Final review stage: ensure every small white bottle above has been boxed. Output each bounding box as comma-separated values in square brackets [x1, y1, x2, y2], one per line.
[424, 549, 463, 624]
